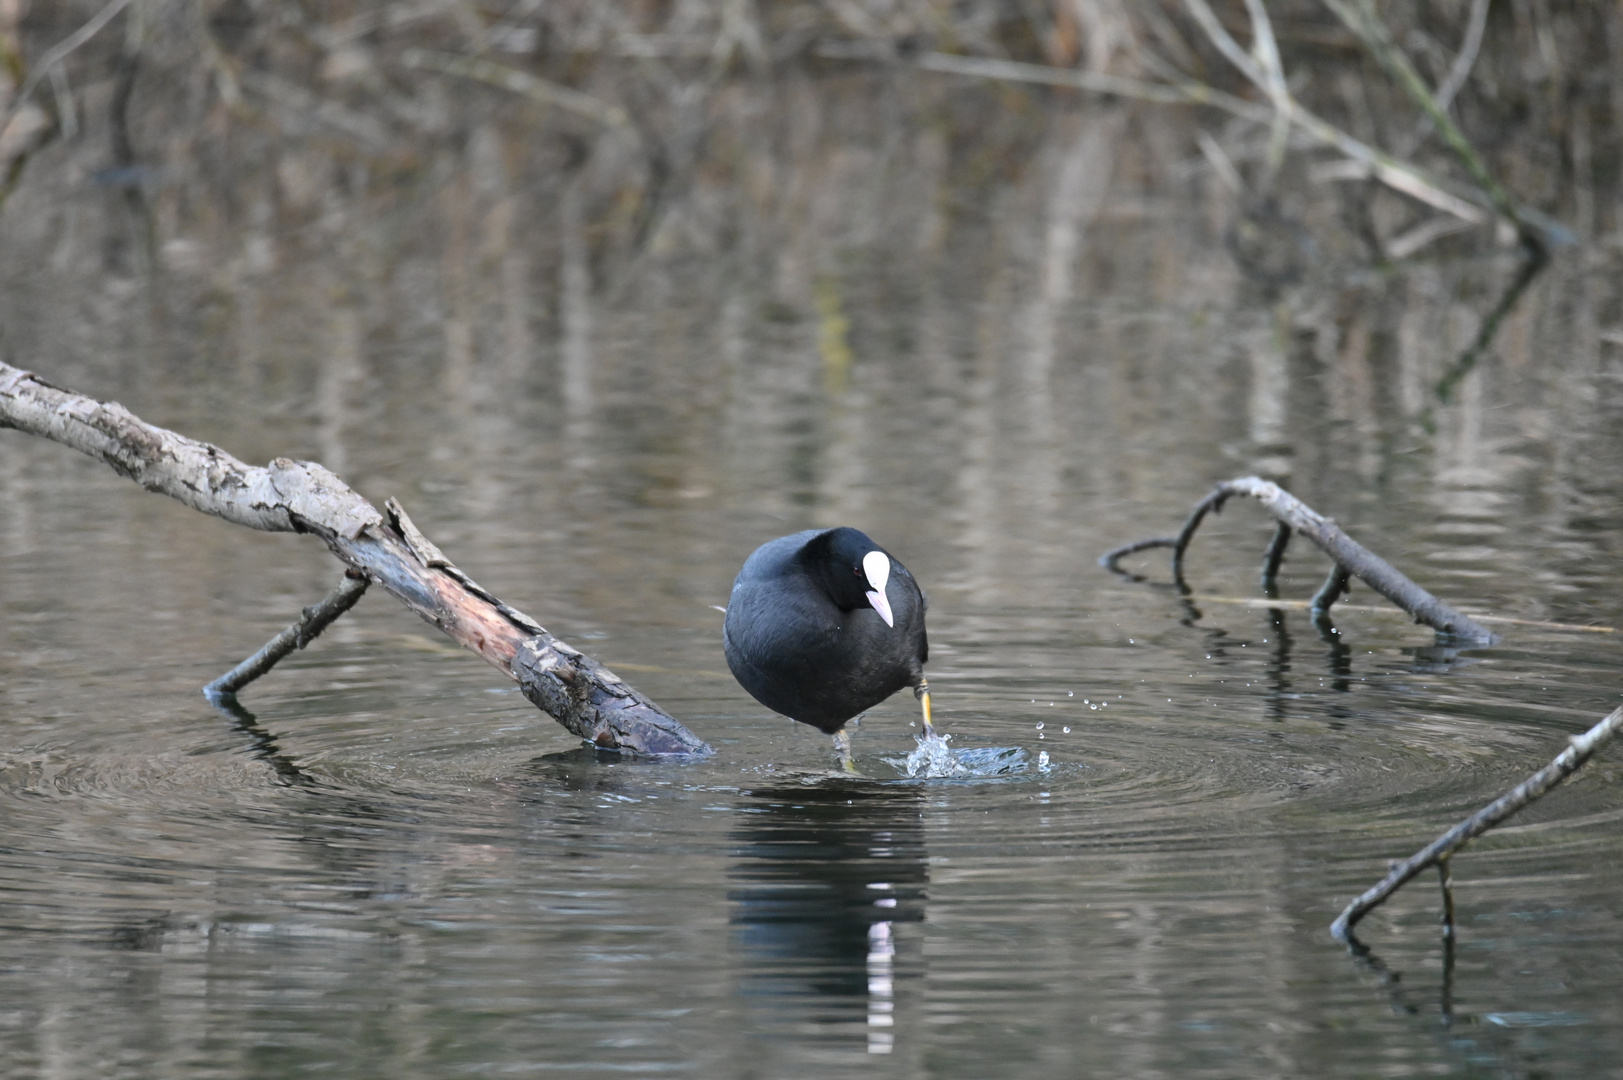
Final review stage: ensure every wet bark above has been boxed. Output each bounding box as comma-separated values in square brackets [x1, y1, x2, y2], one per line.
[0, 361, 712, 756]
[1101, 476, 1496, 644]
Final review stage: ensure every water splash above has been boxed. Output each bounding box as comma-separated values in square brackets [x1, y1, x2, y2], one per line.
[889, 730, 1031, 779]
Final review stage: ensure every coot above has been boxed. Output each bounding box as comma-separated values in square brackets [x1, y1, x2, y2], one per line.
[723, 527, 931, 761]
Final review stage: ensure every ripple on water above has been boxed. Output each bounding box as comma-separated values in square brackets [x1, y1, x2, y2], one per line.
[0, 746, 288, 803]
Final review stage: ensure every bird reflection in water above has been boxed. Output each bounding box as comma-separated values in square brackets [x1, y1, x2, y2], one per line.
[728, 782, 926, 1059]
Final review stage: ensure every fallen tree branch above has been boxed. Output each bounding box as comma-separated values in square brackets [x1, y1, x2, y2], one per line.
[1331, 704, 1623, 943]
[1100, 476, 1496, 643]
[0, 361, 712, 757]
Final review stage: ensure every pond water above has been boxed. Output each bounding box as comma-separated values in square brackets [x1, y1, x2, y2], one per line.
[5, 27, 1623, 1078]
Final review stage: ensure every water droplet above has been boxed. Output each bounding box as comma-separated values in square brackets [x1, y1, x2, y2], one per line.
[1062, 726, 1071, 734]
[1035, 722, 1044, 730]
[1067, 691, 1074, 697]
[1037, 751, 1050, 771]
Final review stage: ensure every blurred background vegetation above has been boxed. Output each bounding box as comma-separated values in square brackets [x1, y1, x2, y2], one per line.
[1, 0, 1620, 558]
[3, 0, 1615, 306]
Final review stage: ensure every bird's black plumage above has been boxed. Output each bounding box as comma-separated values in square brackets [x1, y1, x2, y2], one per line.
[723, 527, 928, 734]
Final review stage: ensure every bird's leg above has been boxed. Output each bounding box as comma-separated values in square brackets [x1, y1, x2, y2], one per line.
[914, 680, 935, 737]
[831, 728, 856, 773]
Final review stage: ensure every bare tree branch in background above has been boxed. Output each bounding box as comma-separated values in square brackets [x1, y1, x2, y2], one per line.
[402, 48, 633, 130]
[0, 0, 133, 134]
[1322, 0, 1549, 249]
[905, 1, 1520, 244]
[1396, 0, 1490, 157]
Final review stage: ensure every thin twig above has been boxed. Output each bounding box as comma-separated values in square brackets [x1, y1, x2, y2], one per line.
[401, 48, 632, 129]
[1437, 856, 1455, 941]
[1397, 0, 1490, 157]
[1311, 564, 1351, 613]
[1180, 0, 1490, 225]
[204, 573, 371, 698]
[1195, 129, 1245, 194]
[1260, 521, 1292, 591]
[1142, 592, 1616, 635]
[912, 50, 1271, 118]
[1099, 535, 1177, 569]
[1322, 0, 1540, 247]
[1238, 0, 1290, 191]
[1332, 705, 1623, 942]
[1172, 487, 1233, 569]
[909, 43, 1493, 227]
[1434, 0, 1491, 114]
[1, 0, 135, 134]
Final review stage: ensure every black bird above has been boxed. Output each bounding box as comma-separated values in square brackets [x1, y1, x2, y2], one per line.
[723, 527, 932, 763]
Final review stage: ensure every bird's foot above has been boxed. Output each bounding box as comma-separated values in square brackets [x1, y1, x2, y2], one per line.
[832, 729, 857, 773]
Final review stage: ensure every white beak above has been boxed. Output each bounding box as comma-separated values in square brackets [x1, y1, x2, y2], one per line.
[863, 550, 894, 627]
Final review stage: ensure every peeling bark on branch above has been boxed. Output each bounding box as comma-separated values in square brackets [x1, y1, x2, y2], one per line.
[0, 361, 712, 757]
[1101, 476, 1496, 644]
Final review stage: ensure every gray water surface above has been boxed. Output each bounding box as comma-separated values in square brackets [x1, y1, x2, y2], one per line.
[4, 37, 1623, 1079]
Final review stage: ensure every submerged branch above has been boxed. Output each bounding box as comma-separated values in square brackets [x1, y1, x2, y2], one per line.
[1331, 705, 1623, 942]
[1260, 521, 1291, 592]
[1101, 476, 1496, 643]
[0, 361, 711, 757]
[1310, 564, 1351, 614]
